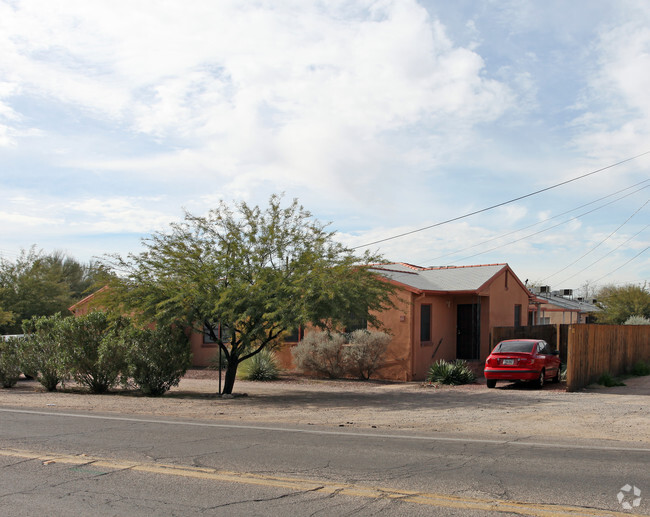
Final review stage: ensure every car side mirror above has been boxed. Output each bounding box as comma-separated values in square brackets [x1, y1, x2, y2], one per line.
[551, 350, 559, 356]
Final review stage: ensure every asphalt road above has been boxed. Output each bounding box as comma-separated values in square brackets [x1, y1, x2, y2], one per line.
[1, 407, 648, 516]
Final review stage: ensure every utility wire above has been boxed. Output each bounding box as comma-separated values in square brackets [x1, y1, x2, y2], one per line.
[556, 224, 649, 285]
[352, 150, 650, 249]
[447, 190, 647, 263]
[541, 199, 649, 282]
[593, 246, 649, 283]
[421, 180, 649, 264]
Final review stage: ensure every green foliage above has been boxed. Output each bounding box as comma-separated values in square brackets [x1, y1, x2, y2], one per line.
[427, 359, 476, 385]
[624, 315, 650, 325]
[596, 284, 650, 324]
[292, 331, 347, 378]
[21, 313, 68, 391]
[0, 247, 104, 334]
[238, 350, 281, 381]
[103, 195, 395, 394]
[58, 311, 128, 394]
[597, 372, 626, 387]
[344, 330, 391, 380]
[124, 324, 192, 396]
[0, 337, 22, 388]
[631, 360, 650, 377]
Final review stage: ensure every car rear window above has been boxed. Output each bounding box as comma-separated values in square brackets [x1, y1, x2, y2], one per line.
[494, 341, 535, 353]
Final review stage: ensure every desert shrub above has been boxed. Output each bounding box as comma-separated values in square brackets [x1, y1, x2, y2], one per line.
[427, 359, 476, 385]
[624, 315, 650, 325]
[21, 314, 68, 391]
[58, 311, 128, 394]
[125, 324, 192, 396]
[0, 337, 22, 388]
[631, 360, 650, 377]
[291, 331, 347, 378]
[343, 330, 391, 380]
[238, 350, 281, 381]
[597, 371, 626, 387]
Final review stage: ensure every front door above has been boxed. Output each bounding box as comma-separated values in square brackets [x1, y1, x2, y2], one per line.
[457, 303, 480, 360]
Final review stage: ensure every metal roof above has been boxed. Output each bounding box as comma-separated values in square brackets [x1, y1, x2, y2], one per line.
[534, 293, 601, 313]
[371, 263, 508, 292]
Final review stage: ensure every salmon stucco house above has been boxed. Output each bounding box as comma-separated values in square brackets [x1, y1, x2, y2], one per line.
[277, 262, 532, 382]
[71, 262, 532, 383]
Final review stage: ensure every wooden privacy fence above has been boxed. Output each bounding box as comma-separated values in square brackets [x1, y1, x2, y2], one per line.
[566, 324, 650, 391]
[491, 325, 566, 360]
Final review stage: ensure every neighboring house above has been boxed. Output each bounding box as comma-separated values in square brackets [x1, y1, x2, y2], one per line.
[69, 286, 110, 316]
[279, 262, 532, 381]
[70, 262, 533, 382]
[528, 287, 600, 325]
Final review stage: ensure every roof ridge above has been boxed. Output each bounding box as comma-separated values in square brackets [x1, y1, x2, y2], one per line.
[421, 263, 507, 271]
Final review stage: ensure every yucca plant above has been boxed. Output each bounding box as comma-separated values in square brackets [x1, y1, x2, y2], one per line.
[427, 359, 476, 385]
[238, 350, 281, 381]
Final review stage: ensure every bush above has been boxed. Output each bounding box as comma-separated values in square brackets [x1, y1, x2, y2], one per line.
[125, 324, 192, 396]
[21, 314, 68, 391]
[343, 330, 391, 380]
[0, 337, 22, 388]
[624, 315, 650, 325]
[631, 360, 650, 377]
[58, 311, 128, 394]
[291, 331, 347, 378]
[238, 350, 281, 381]
[597, 371, 626, 387]
[427, 359, 476, 385]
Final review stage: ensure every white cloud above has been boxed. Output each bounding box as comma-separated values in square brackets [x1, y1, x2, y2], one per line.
[1, 0, 514, 192]
[571, 4, 650, 160]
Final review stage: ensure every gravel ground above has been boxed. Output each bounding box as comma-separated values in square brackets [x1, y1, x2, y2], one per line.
[1, 370, 649, 444]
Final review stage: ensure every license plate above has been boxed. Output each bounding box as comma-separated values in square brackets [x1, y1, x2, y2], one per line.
[502, 359, 514, 365]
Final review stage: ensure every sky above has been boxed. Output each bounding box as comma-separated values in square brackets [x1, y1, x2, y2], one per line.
[0, 0, 649, 293]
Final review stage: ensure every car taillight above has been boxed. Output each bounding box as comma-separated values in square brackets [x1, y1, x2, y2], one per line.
[486, 357, 497, 367]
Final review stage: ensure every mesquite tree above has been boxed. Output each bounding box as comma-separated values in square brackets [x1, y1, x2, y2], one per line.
[104, 195, 394, 394]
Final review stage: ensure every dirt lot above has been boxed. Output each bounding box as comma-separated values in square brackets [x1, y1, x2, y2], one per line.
[1, 371, 649, 444]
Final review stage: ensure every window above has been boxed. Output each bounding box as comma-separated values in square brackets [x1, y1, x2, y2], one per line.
[345, 311, 368, 333]
[284, 327, 302, 343]
[514, 304, 522, 327]
[202, 323, 231, 344]
[420, 304, 431, 342]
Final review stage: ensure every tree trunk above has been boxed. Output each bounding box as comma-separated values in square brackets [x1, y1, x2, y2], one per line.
[222, 357, 239, 394]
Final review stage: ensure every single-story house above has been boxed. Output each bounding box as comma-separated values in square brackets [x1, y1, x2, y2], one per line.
[276, 262, 533, 381]
[70, 262, 532, 382]
[528, 287, 600, 325]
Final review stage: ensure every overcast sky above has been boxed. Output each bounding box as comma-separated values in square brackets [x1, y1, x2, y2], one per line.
[1, 0, 648, 292]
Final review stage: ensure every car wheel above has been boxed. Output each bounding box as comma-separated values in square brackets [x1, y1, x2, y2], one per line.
[536, 369, 545, 389]
[486, 379, 496, 389]
[552, 368, 561, 383]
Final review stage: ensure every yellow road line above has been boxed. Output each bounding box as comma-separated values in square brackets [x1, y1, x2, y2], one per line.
[0, 448, 634, 516]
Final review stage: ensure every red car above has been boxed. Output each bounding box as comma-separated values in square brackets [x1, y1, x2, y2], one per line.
[484, 339, 561, 388]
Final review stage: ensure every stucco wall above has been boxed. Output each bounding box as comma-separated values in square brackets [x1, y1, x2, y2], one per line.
[484, 269, 533, 357]
[367, 290, 414, 381]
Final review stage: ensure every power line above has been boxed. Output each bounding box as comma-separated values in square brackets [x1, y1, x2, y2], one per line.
[446, 190, 648, 263]
[593, 246, 649, 284]
[556, 224, 649, 285]
[352, 150, 650, 250]
[421, 180, 649, 264]
[541, 199, 649, 282]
